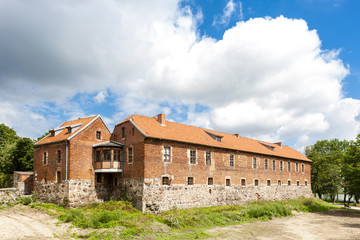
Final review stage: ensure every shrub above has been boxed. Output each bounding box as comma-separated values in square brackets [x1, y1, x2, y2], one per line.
[20, 197, 32, 205]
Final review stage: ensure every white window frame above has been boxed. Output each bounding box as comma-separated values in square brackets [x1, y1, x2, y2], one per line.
[205, 151, 211, 165]
[264, 159, 268, 170]
[163, 146, 171, 162]
[189, 149, 196, 164]
[252, 157, 257, 169]
[229, 154, 234, 167]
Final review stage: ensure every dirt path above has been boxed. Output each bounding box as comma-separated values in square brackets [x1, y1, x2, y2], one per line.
[0, 205, 74, 240]
[206, 210, 360, 240]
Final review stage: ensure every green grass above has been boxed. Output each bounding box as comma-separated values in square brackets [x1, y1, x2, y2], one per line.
[27, 197, 338, 239]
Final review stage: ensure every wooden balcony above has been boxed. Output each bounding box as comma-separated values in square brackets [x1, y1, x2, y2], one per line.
[94, 161, 123, 173]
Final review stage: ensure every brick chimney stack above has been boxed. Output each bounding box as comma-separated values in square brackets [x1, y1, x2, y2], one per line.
[157, 113, 166, 125]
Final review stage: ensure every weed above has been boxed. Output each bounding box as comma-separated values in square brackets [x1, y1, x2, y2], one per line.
[20, 197, 32, 205]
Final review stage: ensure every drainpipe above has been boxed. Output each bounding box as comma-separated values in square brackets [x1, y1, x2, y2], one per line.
[65, 140, 68, 181]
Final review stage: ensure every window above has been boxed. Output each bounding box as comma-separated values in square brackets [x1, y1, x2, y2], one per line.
[280, 161, 283, 171]
[288, 162, 291, 172]
[114, 150, 120, 161]
[254, 179, 259, 186]
[252, 157, 257, 169]
[128, 147, 133, 162]
[190, 149, 196, 164]
[267, 180, 271, 186]
[132, 127, 134, 136]
[43, 152, 48, 164]
[278, 180, 281, 186]
[208, 177, 213, 185]
[103, 150, 111, 162]
[163, 146, 171, 162]
[96, 131, 101, 140]
[264, 159, 268, 170]
[96, 150, 101, 162]
[67, 127, 72, 134]
[121, 127, 125, 138]
[301, 164, 305, 173]
[305, 180, 308, 186]
[50, 130, 55, 137]
[229, 154, 234, 167]
[205, 151, 211, 165]
[295, 163, 299, 172]
[96, 173, 102, 183]
[187, 177, 194, 185]
[162, 176, 170, 185]
[226, 179, 231, 186]
[241, 179, 246, 186]
[215, 136, 222, 142]
[297, 180, 300, 186]
[288, 180, 291, 186]
[272, 160, 276, 171]
[56, 171, 61, 184]
[57, 150, 61, 163]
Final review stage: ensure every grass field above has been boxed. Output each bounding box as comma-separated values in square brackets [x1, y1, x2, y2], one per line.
[25, 197, 339, 239]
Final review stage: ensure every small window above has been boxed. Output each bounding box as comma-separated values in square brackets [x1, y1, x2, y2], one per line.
[96, 173, 102, 183]
[57, 150, 61, 163]
[254, 179, 259, 186]
[297, 180, 300, 186]
[301, 164, 305, 173]
[215, 136, 222, 142]
[252, 157, 257, 169]
[280, 161, 283, 171]
[264, 159, 268, 170]
[295, 163, 299, 172]
[163, 146, 171, 162]
[43, 152, 48, 164]
[241, 179, 246, 186]
[190, 149, 196, 164]
[128, 147, 133, 162]
[121, 127, 125, 138]
[278, 180, 281, 186]
[288, 180, 291, 186]
[226, 179, 231, 186]
[56, 171, 61, 184]
[96, 150, 101, 162]
[67, 127, 72, 134]
[96, 131, 101, 140]
[229, 154, 234, 167]
[50, 130, 55, 137]
[114, 150, 120, 161]
[288, 162, 291, 172]
[305, 180, 308, 186]
[205, 151, 211, 165]
[208, 177, 213, 185]
[272, 160, 276, 171]
[132, 127, 135, 136]
[162, 176, 170, 185]
[103, 150, 111, 162]
[187, 177, 194, 185]
[267, 180, 271, 186]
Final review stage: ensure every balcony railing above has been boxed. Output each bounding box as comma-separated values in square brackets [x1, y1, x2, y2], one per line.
[95, 160, 123, 172]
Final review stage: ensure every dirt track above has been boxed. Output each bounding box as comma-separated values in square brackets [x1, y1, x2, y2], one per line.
[207, 209, 360, 240]
[0, 205, 360, 239]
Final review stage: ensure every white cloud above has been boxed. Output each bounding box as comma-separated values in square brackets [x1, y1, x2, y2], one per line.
[0, 1, 358, 149]
[213, 0, 241, 26]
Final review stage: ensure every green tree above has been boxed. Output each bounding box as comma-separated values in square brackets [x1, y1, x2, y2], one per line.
[305, 139, 349, 201]
[342, 134, 360, 203]
[11, 138, 35, 172]
[0, 124, 20, 173]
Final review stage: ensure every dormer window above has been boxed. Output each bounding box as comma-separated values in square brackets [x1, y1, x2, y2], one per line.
[259, 142, 275, 151]
[50, 130, 55, 137]
[205, 131, 223, 142]
[66, 126, 72, 134]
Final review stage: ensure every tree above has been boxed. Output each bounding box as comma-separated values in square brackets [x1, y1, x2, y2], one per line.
[305, 139, 349, 201]
[11, 138, 35, 172]
[342, 134, 360, 203]
[0, 124, 20, 173]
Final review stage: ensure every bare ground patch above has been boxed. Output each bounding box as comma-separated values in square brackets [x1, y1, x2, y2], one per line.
[206, 210, 360, 240]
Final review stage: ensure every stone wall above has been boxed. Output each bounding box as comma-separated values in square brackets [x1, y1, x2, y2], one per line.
[0, 188, 22, 206]
[119, 178, 144, 210]
[35, 180, 69, 205]
[142, 178, 313, 213]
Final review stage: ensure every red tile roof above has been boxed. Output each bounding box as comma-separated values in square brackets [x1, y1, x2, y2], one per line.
[125, 114, 310, 162]
[35, 116, 99, 145]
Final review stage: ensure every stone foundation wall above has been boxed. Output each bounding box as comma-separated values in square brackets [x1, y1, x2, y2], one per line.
[119, 178, 144, 210]
[0, 188, 22, 206]
[142, 178, 313, 213]
[35, 181, 69, 205]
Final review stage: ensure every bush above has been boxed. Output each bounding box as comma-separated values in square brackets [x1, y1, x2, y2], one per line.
[0, 174, 13, 188]
[20, 197, 32, 205]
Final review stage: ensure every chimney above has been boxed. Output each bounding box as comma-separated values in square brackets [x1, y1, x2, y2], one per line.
[274, 142, 282, 148]
[157, 113, 166, 125]
[234, 134, 240, 138]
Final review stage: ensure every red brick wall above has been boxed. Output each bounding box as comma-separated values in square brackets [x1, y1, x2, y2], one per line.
[144, 139, 311, 186]
[68, 117, 111, 180]
[34, 142, 66, 182]
[112, 121, 145, 179]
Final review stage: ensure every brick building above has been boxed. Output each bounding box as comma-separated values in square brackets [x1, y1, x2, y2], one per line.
[34, 113, 312, 212]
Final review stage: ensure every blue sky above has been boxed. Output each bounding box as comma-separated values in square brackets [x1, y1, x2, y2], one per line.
[0, 0, 359, 150]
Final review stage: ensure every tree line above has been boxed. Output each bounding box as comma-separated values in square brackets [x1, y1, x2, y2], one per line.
[305, 135, 360, 203]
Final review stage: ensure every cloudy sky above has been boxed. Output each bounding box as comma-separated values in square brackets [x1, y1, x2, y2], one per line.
[1, 0, 359, 150]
